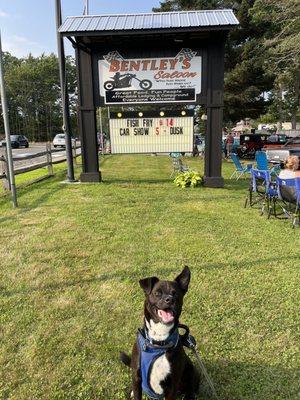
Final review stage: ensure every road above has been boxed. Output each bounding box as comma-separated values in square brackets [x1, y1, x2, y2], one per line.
[11, 143, 81, 170]
[12, 143, 67, 157]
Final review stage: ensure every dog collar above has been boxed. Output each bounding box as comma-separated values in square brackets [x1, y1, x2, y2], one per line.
[138, 326, 180, 350]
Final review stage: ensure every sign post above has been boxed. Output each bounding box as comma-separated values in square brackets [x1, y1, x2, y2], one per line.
[55, 0, 75, 182]
[0, 31, 17, 208]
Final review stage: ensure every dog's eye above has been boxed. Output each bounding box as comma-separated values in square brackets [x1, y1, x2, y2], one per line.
[171, 290, 176, 296]
[155, 290, 162, 297]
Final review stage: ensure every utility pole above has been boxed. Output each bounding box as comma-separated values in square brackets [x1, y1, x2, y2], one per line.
[0, 31, 17, 208]
[55, 0, 75, 182]
[84, 0, 89, 15]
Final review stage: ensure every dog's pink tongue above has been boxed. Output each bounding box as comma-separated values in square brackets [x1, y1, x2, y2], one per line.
[158, 309, 174, 323]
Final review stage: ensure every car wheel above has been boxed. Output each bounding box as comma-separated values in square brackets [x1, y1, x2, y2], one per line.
[25, 144, 29, 148]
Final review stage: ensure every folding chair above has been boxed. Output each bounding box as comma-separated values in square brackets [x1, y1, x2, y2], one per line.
[230, 153, 253, 180]
[170, 155, 189, 178]
[255, 151, 280, 175]
[294, 178, 300, 227]
[245, 169, 276, 216]
[274, 177, 300, 227]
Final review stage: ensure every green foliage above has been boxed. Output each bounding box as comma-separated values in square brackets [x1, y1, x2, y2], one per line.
[154, 1, 275, 123]
[0, 53, 77, 141]
[154, 0, 299, 126]
[251, 0, 300, 128]
[174, 170, 203, 188]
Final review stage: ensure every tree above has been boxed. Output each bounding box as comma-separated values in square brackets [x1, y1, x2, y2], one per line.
[251, 0, 300, 128]
[153, 0, 275, 124]
[0, 53, 77, 141]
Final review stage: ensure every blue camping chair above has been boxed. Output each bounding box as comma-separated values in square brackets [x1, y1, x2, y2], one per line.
[255, 151, 280, 175]
[273, 177, 300, 227]
[230, 153, 253, 180]
[245, 169, 277, 216]
[295, 178, 300, 227]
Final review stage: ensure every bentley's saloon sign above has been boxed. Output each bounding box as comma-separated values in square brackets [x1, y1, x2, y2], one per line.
[99, 49, 202, 105]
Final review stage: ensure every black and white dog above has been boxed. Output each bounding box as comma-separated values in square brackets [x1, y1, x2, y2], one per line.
[120, 266, 199, 400]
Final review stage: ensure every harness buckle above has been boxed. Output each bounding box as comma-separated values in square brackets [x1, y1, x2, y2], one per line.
[186, 334, 197, 349]
[181, 333, 197, 349]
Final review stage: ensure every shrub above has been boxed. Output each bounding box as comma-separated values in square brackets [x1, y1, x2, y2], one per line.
[174, 171, 203, 188]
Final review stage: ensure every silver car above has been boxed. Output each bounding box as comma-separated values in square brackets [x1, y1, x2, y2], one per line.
[53, 134, 76, 148]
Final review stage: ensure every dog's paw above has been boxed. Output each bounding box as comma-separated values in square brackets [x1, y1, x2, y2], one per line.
[130, 390, 134, 399]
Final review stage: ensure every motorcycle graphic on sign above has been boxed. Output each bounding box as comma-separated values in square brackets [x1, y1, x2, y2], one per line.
[99, 49, 202, 105]
[103, 73, 152, 91]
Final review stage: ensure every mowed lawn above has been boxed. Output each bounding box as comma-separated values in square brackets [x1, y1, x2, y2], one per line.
[0, 155, 299, 400]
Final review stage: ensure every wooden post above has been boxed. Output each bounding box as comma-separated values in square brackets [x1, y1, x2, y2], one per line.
[75, 42, 101, 182]
[0, 146, 10, 190]
[72, 139, 78, 165]
[204, 34, 227, 188]
[55, 0, 75, 182]
[46, 142, 54, 176]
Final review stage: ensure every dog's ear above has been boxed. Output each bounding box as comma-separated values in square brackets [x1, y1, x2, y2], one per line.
[139, 276, 159, 295]
[175, 266, 190, 294]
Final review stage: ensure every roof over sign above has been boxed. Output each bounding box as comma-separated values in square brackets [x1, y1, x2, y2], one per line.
[59, 9, 239, 35]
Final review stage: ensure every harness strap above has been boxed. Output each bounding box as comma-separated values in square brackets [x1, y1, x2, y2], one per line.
[138, 324, 220, 400]
[179, 327, 220, 400]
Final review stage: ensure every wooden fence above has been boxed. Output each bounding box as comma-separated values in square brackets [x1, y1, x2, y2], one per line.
[0, 142, 80, 190]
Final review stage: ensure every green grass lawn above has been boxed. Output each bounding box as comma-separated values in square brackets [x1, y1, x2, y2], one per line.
[0, 155, 299, 400]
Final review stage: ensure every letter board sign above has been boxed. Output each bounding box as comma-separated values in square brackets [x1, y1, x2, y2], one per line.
[109, 111, 194, 154]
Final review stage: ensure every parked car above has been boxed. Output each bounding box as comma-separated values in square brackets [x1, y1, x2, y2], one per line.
[263, 133, 288, 148]
[237, 133, 269, 158]
[53, 134, 76, 148]
[264, 136, 300, 162]
[1, 134, 29, 148]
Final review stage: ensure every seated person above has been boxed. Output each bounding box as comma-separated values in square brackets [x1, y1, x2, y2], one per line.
[278, 156, 300, 202]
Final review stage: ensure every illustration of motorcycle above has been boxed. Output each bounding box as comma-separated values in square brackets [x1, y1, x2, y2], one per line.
[104, 73, 152, 91]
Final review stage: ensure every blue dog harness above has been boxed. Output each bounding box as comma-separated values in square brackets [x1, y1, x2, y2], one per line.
[137, 327, 180, 399]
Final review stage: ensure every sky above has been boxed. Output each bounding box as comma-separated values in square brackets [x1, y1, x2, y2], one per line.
[0, 0, 160, 57]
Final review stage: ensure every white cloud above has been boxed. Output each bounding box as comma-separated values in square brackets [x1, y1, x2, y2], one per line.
[0, 9, 8, 17]
[2, 35, 46, 58]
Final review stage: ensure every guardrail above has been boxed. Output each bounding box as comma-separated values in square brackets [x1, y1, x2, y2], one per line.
[0, 142, 81, 190]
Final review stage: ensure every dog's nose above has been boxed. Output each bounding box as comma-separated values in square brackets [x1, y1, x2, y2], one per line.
[164, 295, 173, 304]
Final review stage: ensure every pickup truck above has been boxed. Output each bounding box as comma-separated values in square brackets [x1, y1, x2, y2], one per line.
[264, 136, 300, 162]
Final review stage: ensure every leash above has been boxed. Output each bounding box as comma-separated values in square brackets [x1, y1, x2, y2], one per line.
[179, 324, 220, 400]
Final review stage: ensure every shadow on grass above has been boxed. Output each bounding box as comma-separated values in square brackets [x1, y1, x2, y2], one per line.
[120, 358, 298, 400]
[224, 178, 250, 191]
[102, 177, 171, 185]
[196, 359, 298, 400]
[0, 170, 66, 223]
[2, 254, 299, 298]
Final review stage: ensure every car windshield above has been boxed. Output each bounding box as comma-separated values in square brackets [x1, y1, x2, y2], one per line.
[285, 137, 300, 146]
[278, 135, 287, 142]
[10, 135, 18, 140]
[267, 134, 287, 143]
[55, 134, 65, 139]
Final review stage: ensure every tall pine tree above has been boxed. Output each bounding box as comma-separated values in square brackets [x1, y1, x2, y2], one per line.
[153, 0, 275, 124]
